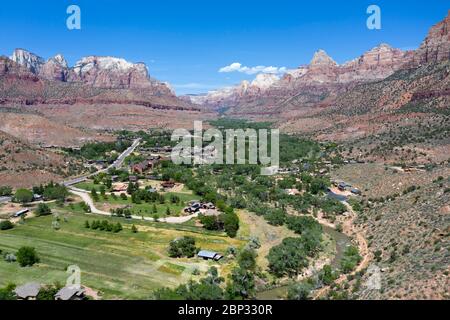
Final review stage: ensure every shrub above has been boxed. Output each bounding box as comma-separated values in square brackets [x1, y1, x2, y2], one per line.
[0, 221, 14, 230]
[35, 203, 52, 217]
[168, 236, 197, 258]
[16, 246, 40, 267]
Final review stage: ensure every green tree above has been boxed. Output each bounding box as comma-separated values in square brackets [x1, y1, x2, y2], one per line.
[220, 212, 239, 238]
[113, 222, 123, 233]
[287, 282, 312, 300]
[0, 186, 12, 196]
[14, 189, 33, 204]
[168, 237, 197, 258]
[237, 248, 257, 271]
[0, 220, 14, 230]
[131, 224, 138, 233]
[225, 267, 255, 299]
[16, 246, 40, 267]
[37, 283, 63, 300]
[0, 284, 16, 300]
[35, 203, 52, 217]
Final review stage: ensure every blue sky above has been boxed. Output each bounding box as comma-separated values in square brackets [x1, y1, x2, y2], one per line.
[0, 1, 448, 94]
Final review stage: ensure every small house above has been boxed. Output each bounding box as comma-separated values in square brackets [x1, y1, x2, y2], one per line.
[55, 286, 86, 301]
[197, 250, 223, 261]
[14, 282, 41, 300]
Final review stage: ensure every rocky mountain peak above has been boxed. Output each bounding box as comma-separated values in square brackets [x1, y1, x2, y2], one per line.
[69, 56, 151, 89]
[310, 49, 337, 66]
[251, 73, 280, 90]
[10, 48, 45, 74]
[40, 54, 69, 81]
[50, 54, 68, 68]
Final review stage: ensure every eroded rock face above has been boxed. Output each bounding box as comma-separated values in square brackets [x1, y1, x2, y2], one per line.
[339, 44, 412, 82]
[68, 56, 152, 89]
[413, 10, 450, 65]
[39, 54, 69, 81]
[10, 49, 44, 74]
[7, 50, 170, 91]
[190, 46, 411, 108]
[0, 56, 37, 78]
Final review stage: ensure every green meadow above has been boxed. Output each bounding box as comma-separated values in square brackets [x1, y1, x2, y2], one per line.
[0, 211, 245, 299]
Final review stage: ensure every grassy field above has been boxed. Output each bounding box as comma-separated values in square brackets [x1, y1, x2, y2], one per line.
[0, 211, 245, 299]
[94, 191, 199, 217]
[74, 181, 104, 193]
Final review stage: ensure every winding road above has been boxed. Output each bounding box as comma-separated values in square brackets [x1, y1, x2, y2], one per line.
[66, 138, 199, 224]
[69, 187, 198, 224]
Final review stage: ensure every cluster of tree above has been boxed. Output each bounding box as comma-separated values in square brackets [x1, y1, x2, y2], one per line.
[85, 220, 123, 233]
[154, 248, 258, 300]
[35, 203, 52, 217]
[320, 198, 347, 219]
[0, 186, 12, 196]
[199, 210, 239, 238]
[287, 280, 315, 300]
[33, 182, 68, 201]
[130, 188, 165, 204]
[168, 236, 198, 258]
[267, 217, 323, 277]
[78, 140, 131, 161]
[111, 207, 132, 218]
[340, 246, 362, 274]
[318, 264, 340, 286]
[268, 237, 311, 277]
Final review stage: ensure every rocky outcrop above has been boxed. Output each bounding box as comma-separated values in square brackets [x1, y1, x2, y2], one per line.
[339, 44, 412, 82]
[7, 49, 174, 94]
[68, 56, 152, 89]
[1, 51, 190, 110]
[191, 45, 411, 110]
[39, 54, 69, 81]
[10, 49, 44, 74]
[412, 10, 450, 65]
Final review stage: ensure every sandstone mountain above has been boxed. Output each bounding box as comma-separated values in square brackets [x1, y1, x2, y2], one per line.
[3, 49, 191, 110]
[188, 44, 413, 115]
[189, 11, 450, 118]
[411, 10, 450, 66]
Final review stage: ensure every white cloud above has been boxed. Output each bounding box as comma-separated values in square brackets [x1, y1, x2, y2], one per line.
[219, 62, 287, 75]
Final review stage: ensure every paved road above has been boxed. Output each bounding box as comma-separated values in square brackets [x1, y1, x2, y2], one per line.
[63, 138, 141, 187]
[69, 187, 198, 224]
